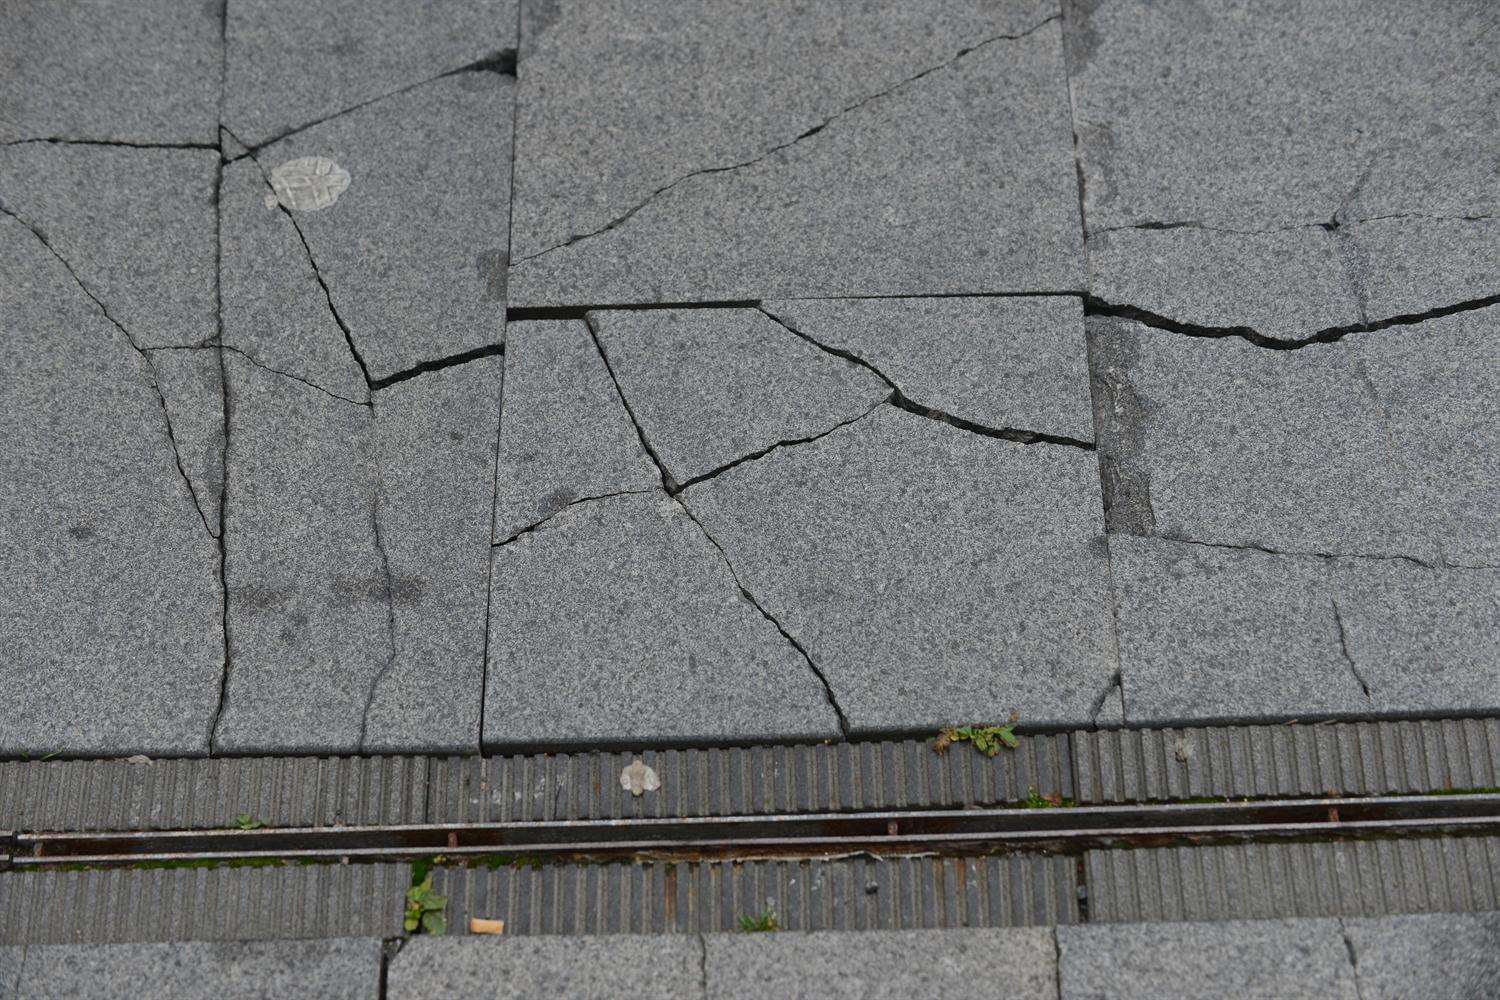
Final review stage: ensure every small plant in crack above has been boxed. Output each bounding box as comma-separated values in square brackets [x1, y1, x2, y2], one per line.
[933, 715, 1020, 757]
[1020, 787, 1073, 809]
[737, 909, 779, 933]
[404, 873, 447, 936]
[233, 813, 264, 830]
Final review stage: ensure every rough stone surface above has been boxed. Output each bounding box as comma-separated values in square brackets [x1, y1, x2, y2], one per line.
[360, 360, 502, 753]
[685, 405, 1115, 734]
[0, 948, 18, 999]
[214, 356, 385, 754]
[1342, 217, 1500, 322]
[0, 215, 223, 757]
[256, 72, 513, 381]
[219, 158, 369, 403]
[1057, 918, 1360, 999]
[591, 307, 888, 486]
[388, 935, 702, 1000]
[1345, 912, 1500, 1000]
[0, 0, 220, 143]
[14, 939, 381, 1000]
[1090, 312, 1499, 567]
[0, 145, 219, 348]
[224, 0, 517, 147]
[706, 928, 1057, 1000]
[491, 321, 659, 542]
[763, 295, 1094, 440]
[509, 2, 1081, 304]
[1068, 0, 1499, 331]
[484, 492, 841, 748]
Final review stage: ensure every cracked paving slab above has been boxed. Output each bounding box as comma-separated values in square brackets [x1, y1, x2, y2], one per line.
[219, 158, 370, 402]
[1067, 0, 1499, 338]
[0, 214, 222, 756]
[589, 307, 890, 487]
[484, 492, 842, 748]
[762, 295, 1095, 442]
[0, 143, 225, 525]
[1088, 311, 1499, 568]
[223, 0, 517, 148]
[508, 0, 1081, 305]
[492, 320, 659, 542]
[682, 405, 1116, 734]
[249, 71, 514, 382]
[1109, 536, 1499, 725]
[0, 0, 220, 145]
[214, 353, 501, 753]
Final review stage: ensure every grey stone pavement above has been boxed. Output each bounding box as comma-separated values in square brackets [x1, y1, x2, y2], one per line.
[1, 913, 1498, 998]
[1, 0, 1497, 759]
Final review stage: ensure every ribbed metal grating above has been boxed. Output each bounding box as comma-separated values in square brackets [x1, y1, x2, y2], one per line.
[0, 756, 428, 832]
[424, 737, 1076, 823]
[433, 854, 1079, 935]
[1085, 836, 1500, 923]
[1071, 719, 1500, 803]
[0, 863, 408, 946]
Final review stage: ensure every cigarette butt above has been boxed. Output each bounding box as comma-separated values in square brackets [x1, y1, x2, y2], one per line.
[469, 917, 505, 935]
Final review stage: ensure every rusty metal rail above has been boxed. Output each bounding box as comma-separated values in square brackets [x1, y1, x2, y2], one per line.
[4, 793, 1499, 868]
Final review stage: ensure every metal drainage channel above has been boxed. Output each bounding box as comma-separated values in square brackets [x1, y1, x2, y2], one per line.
[5, 793, 1499, 868]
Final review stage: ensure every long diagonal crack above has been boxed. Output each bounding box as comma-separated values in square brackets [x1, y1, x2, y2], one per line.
[757, 305, 1094, 450]
[492, 490, 654, 548]
[672, 402, 886, 493]
[581, 315, 851, 735]
[225, 50, 517, 161]
[1158, 535, 1498, 572]
[357, 405, 401, 752]
[514, 14, 1061, 265]
[207, 2, 233, 754]
[0, 202, 218, 540]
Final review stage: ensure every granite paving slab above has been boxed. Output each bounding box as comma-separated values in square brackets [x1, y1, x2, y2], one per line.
[705, 928, 1058, 1000]
[1344, 912, 1500, 1000]
[683, 405, 1115, 734]
[215, 352, 500, 754]
[224, 0, 517, 147]
[0, 0, 220, 144]
[0, 215, 223, 758]
[388, 935, 702, 1000]
[1067, 0, 1500, 337]
[1056, 918, 1360, 1000]
[590, 307, 889, 487]
[1108, 536, 1499, 725]
[484, 492, 841, 748]
[10, 939, 381, 1000]
[508, 0, 1081, 304]
[762, 295, 1095, 442]
[247, 70, 513, 382]
[1087, 311, 1499, 567]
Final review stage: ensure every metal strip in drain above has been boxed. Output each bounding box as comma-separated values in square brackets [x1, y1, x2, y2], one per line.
[7, 794, 1500, 868]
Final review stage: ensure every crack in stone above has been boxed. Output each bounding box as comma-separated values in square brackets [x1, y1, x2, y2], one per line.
[696, 933, 709, 999]
[0, 201, 218, 540]
[672, 401, 887, 493]
[230, 132, 378, 394]
[208, 0, 233, 755]
[1, 137, 220, 151]
[1331, 598, 1372, 702]
[1089, 211, 1491, 240]
[1087, 669, 1123, 727]
[512, 14, 1061, 266]
[369, 343, 505, 391]
[674, 493, 852, 739]
[224, 50, 517, 161]
[1157, 535, 1498, 572]
[582, 315, 851, 735]
[1339, 919, 1368, 1000]
[492, 490, 654, 547]
[156, 343, 368, 406]
[1083, 291, 1500, 350]
[757, 305, 1094, 450]
[357, 399, 401, 752]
